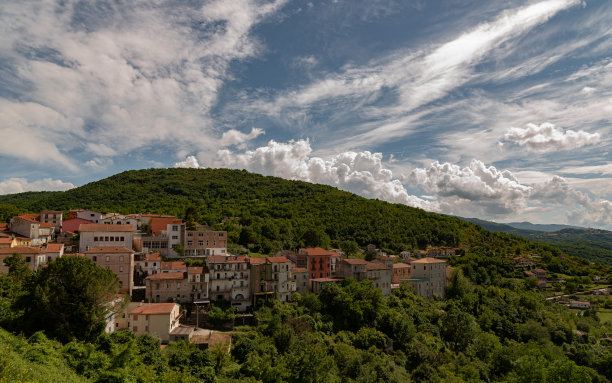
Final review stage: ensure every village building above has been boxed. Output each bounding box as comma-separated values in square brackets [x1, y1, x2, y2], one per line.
[129, 303, 182, 343]
[208, 255, 251, 312]
[0, 246, 47, 274]
[145, 267, 209, 303]
[0, 237, 16, 248]
[73, 210, 102, 224]
[392, 262, 411, 284]
[250, 256, 295, 304]
[40, 210, 63, 233]
[372, 256, 395, 268]
[135, 252, 162, 276]
[298, 248, 333, 280]
[406, 258, 447, 299]
[9, 215, 54, 246]
[79, 223, 134, 253]
[100, 213, 139, 229]
[292, 267, 309, 295]
[84, 246, 135, 295]
[61, 217, 93, 233]
[310, 277, 342, 294]
[335, 258, 392, 295]
[44, 243, 64, 262]
[161, 261, 188, 273]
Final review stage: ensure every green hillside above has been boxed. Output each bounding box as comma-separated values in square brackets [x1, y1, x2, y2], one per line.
[462, 218, 612, 266]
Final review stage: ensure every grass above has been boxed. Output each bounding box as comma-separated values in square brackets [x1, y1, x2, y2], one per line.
[598, 309, 612, 324]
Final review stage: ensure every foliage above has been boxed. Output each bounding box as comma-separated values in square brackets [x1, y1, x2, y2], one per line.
[16, 256, 120, 343]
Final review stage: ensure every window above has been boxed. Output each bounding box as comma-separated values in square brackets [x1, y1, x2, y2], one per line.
[110, 236, 115, 242]
[198, 241, 203, 246]
[92, 256, 97, 262]
[172, 225, 178, 231]
[133, 315, 138, 320]
[188, 232, 193, 237]
[105, 236, 109, 241]
[198, 232, 203, 237]
[25, 257, 31, 263]
[119, 281, 123, 288]
[120, 236, 124, 241]
[119, 267, 124, 272]
[172, 235, 178, 240]
[106, 256, 110, 262]
[94, 236, 98, 241]
[188, 241, 193, 246]
[219, 233, 223, 237]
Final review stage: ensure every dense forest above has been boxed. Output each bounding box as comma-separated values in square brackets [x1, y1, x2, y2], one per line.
[0, 168, 611, 382]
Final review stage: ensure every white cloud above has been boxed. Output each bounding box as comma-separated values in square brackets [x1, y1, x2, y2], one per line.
[0, 0, 287, 170]
[209, 139, 438, 210]
[220, 128, 265, 148]
[408, 159, 532, 215]
[0, 178, 75, 195]
[174, 156, 200, 169]
[504, 122, 601, 152]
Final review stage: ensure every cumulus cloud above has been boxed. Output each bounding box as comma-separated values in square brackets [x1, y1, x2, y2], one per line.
[0, 0, 287, 170]
[220, 128, 265, 148]
[409, 160, 532, 215]
[504, 122, 601, 152]
[174, 156, 200, 169]
[531, 176, 612, 229]
[192, 139, 439, 210]
[0, 178, 75, 195]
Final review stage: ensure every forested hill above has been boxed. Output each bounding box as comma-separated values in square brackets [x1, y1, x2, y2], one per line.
[462, 217, 612, 266]
[0, 168, 569, 257]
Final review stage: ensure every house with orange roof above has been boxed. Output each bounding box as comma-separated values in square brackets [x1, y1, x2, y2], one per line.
[392, 263, 411, 284]
[0, 237, 16, 248]
[84, 246, 135, 295]
[208, 255, 250, 311]
[161, 261, 187, 273]
[298, 248, 334, 280]
[40, 210, 63, 233]
[44, 243, 64, 262]
[335, 258, 392, 296]
[145, 267, 209, 304]
[0, 246, 48, 274]
[129, 303, 181, 343]
[249, 256, 295, 304]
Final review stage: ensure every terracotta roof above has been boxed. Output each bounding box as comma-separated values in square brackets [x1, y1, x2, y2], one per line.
[207, 255, 247, 264]
[161, 261, 187, 270]
[248, 257, 267, 264]
[365, 263, 390, 271]
[15, 215, 40, 223]
[130, 303, 178, 315]
[299, 247, 334, 256]
[145, 253, 161, 262]
[310, 277, 342, 282]
[79, 224, 134, 232]
[0, 246, 44, 255]
[0, 223, 8, 231]
[41, 210, 62, 214]
[150, 217, 180, 235]
[146, 272, 184, 281]
[292, 267, 308, 273]
[0, 238, 13, 244]
[39, 222, 55, 228]
[85, 246, 134, 254]
[393, 263, 411, 269]
[411, 257, 446, 264]
[342, 258, 369, 265]
[45, 243, 64, 252]
[267, 256, 290, 263]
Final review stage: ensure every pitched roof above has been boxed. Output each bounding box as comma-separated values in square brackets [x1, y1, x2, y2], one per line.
[39, 222, 55, 228]
[0, 238, 13, 244]
[161, 261, 187, 270]
[15, 215, 40, 223]
[150, 217, 180, 235]
[411, 257, 446, 264]
[41, 210, 62, 214]
[85, 246, 134, 254]
[146, 272, 184, 281]
[292, 267, 308, 273]
[299, 247, 334, 256]
[45, 243, 64, 252]
[187, 266, 205, 274]
[207, 255, 247, 264]
[248, 257, 267, 265]
[267, 256, 290, 263]
[79, 224, 134, 232]
[130, 303, 178, 315]
[365, 263, 390, 271]
[145, 253, 161, 262]
[0, 246, 44, 255]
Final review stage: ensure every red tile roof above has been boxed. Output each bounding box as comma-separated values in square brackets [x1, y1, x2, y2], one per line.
[79, 224, 134, 232]
[0, 238, 13, 244]
[393, 263, 411, 269]
[342, 258, 369, 265]
[150, 217, 180, 235]
[0, 246, 44, 255]
[187, 266, 204, 274]
[85, 246, 134, 253]
[145, 253, 161, 262]
[208, 255, 247, 264]
[248, 257, 267, 264]
[130, 303, 178, 315]
[161, 261, 187, 270]
[365, 263, 390, 271]
[15, 215, 40, 223]
[292, 267, 308, 273]
[267, 256, 290, 263]
[45, 243, 64, 252]
[300, 247, 335, 256]
[146, 272, 184, 281]
[62, 218, 93, 233]
[39, 222, 55, 228]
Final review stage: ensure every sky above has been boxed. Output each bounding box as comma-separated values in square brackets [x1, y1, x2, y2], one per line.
[0, 0, 611, 229]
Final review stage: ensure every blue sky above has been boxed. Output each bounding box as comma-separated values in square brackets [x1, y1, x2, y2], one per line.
[1, 0, 611, 229]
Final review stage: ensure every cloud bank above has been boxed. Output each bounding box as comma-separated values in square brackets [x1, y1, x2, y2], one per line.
[0, 178, 75, 195]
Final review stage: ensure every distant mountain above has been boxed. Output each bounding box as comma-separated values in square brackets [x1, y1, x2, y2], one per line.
[461, 217, 612, 266]
[504, 222, 579, 232]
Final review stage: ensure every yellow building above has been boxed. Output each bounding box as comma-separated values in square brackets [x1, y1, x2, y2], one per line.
[128, 303, 181, 343]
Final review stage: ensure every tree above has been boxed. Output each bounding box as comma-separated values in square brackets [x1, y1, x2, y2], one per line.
[184, 206, 199, 231]
[17, 256, 120, 342]
[4, 253, 31, 281]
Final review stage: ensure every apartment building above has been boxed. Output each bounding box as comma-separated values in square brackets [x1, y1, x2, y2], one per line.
[250, 256, 295, 304]
[208, 255, 251, 312]
[407, 258, 447, 298]
[9, 215, 54, 246]
[0, 246, 47, 274]
[129, 303, 181, 343]
[40, 210, 63, 233]
[79, 224, 134, 252]
[298, 248, 333, 279]
[84, 246, 135, 295]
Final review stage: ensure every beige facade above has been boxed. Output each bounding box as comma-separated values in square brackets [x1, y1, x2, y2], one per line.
[84, 246, 134, 295]
[0, 246, 47, 274]
[292, 267, 309, 295]
[145, 267, 209, 303]
[184, 229, 227, 257]
[9, 216, 54, 246]
[250, 257, 295, 304]
[335, 258, 392, 296]
[408, 258, 447, 298]
[79, 224, 134, 253]
[129, 303, 181, 343]
[40, 210, 63, 233]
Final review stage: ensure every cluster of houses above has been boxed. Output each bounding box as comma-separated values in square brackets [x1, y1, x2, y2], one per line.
[1, 209, 454, 343]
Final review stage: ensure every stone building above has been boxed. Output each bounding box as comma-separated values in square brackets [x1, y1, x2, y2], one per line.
[407, 258, 447, 298]
[79, 224, 134, 253]
[208, 255, 251, 312]
[84, 246, 135, 295]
